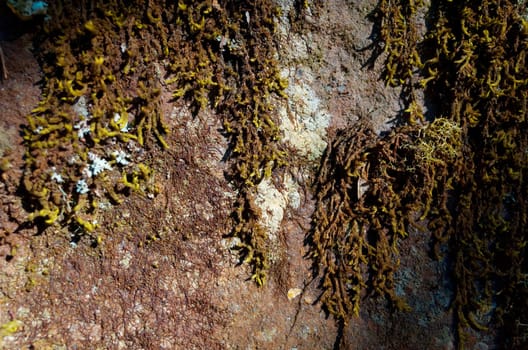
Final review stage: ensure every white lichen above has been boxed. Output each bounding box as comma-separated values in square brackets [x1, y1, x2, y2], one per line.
[50, 168, 64, 183]
[75, 179, 89, 194]
[278, 67, 331, 160]
[86, 152, 112, 177]
[255, 179, 287, 238]
[74, 119, 91, 139]
[72, 95, 89, 118]
[112, 150, 130, 166]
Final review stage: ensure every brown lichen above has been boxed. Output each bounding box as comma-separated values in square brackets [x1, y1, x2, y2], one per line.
[311, 0, 528, 347]
[23, 0, 287, 284]
[309, 118, 462, 320]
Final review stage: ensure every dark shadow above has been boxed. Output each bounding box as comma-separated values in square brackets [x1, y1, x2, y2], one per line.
[333, 318, 345, 350]
[359, 3, 385, 71]
[0, 3, 42, 41]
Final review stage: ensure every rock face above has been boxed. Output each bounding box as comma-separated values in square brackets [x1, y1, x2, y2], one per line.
[1, 0, 519, 349]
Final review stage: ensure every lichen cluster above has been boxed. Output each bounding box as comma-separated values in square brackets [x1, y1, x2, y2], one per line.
[24, 0, 166, 233]
[420, 1, 528, 346]
[310, 0, 528, 347]
[22, 0, 527, 346]
[375, 0, 425, 124]
[309, 117, 462, 319]
[169, 0, 289, 285]
[23, 0, 287, 274]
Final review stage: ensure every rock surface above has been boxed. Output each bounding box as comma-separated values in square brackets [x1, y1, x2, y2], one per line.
[0, 1, 491, 349]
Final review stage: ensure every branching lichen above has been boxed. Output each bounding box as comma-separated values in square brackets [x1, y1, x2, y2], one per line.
[309, 118, 462, 320]
[23, 0, 287, 279]
[310, 0, 528, 348]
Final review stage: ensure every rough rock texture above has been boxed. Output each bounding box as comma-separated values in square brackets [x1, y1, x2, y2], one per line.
[0, 1, 496, 349]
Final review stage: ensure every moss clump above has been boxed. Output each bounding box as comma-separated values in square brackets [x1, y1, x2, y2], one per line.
[23, 0, 286, 278]
[23, 1, 174, 234]
[310, 0, 528, 347]
[372, 0, 426, 124]
[419, 1, 528, 346]
[167, 0, 288, 285]
[309, 118, 462, 320]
